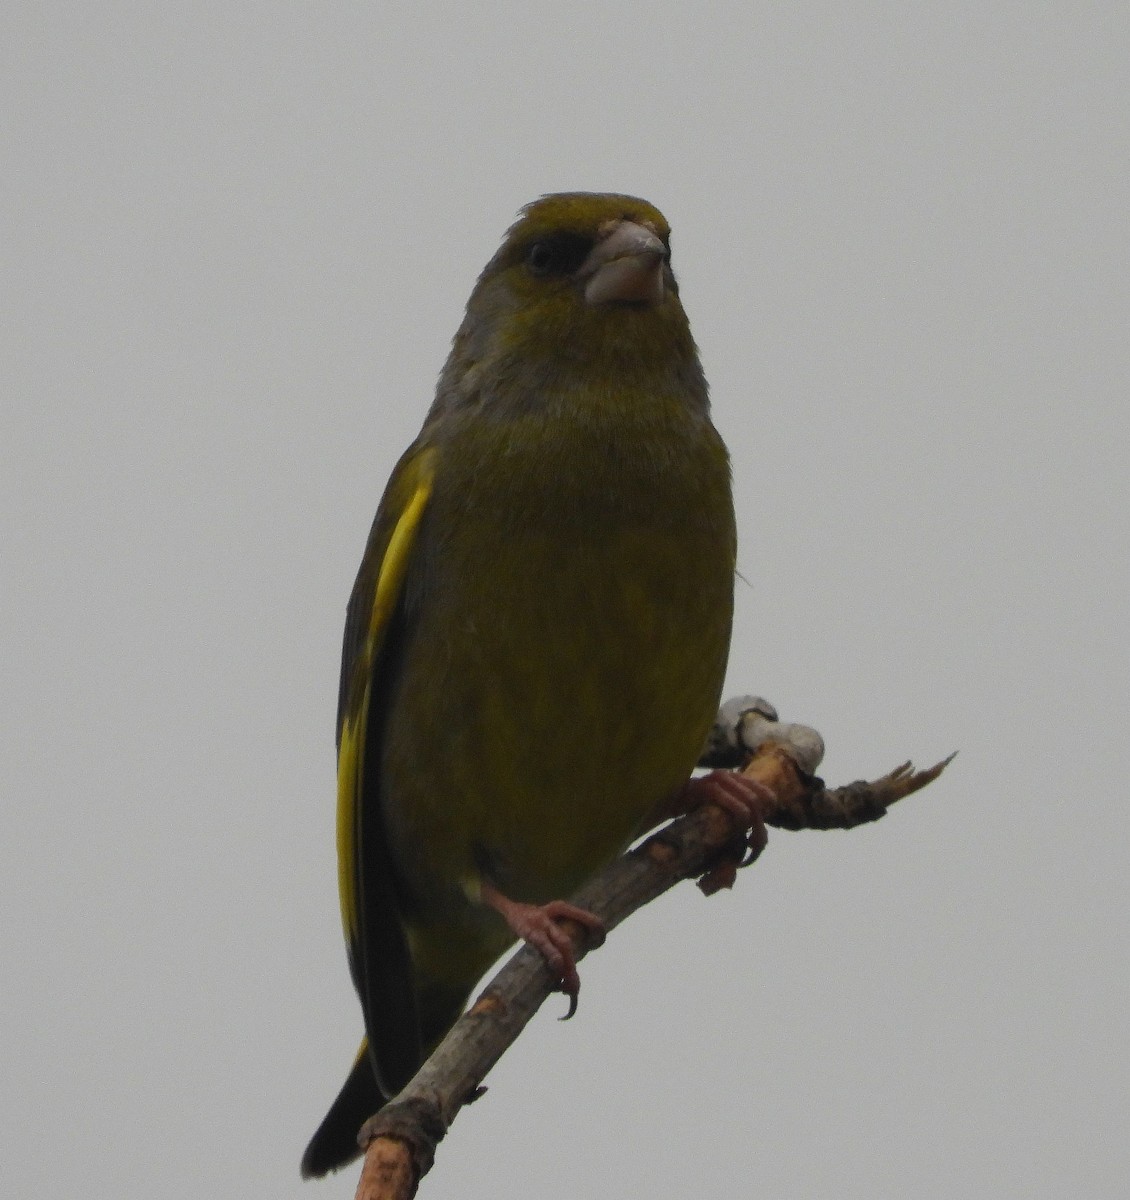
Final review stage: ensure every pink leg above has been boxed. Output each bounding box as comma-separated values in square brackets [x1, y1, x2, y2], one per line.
[677, 769, 774, 893]
[480, 881, 606, 1012]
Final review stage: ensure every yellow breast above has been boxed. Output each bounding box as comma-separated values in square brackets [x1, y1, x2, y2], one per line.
[379, 399, 735, 919]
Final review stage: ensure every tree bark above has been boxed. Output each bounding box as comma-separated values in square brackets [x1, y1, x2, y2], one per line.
[351, 738, 953, 1200]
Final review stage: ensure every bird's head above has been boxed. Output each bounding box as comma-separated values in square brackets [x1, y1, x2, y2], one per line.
[489, 192, 674, 310]
[434, 193, 707, 416]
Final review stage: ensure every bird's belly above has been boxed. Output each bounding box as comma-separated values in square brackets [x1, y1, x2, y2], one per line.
[380, 517, 733, 914]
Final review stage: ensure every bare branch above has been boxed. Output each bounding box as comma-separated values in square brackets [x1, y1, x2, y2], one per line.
[352, 737, 954, 1200]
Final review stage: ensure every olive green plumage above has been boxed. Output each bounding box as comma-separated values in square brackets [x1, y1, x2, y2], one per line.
[302, 193, 737, 1178]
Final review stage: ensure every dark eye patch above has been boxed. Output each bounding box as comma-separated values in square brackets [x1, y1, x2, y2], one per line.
[524, 232, 594, 278]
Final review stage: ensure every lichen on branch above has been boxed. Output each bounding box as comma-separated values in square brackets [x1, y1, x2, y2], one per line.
[350, 703, 953, 1200]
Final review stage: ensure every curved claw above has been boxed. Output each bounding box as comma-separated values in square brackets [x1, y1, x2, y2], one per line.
[480, 884, 605, 1012]
[679, 770, 773, 893]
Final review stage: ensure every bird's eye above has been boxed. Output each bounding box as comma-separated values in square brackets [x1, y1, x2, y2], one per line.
[524, 234, 592, 278]
[526, 241, 556, 276]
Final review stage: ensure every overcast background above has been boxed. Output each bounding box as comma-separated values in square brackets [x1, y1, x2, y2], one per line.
[4, 4, 1127, 1198]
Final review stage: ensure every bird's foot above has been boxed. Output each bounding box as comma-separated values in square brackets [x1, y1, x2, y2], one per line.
[678, 769, 774, 894]
[481, 882, 605, 1015]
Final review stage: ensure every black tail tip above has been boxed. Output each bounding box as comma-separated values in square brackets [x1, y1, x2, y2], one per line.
[300, 1120, 365, 1180]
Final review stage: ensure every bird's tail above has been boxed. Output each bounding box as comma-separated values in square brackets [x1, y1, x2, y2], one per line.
[300, 1039, 385, 1178]
[301, 980, 473, 1178]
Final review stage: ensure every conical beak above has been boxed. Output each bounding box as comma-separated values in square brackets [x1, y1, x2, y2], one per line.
[580, 220, 667, 306]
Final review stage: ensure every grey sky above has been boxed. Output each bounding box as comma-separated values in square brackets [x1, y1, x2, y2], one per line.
[3, 4, 1127, 1197]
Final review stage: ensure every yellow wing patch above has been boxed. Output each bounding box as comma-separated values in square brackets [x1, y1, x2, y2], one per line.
[337, 450, 436, 944]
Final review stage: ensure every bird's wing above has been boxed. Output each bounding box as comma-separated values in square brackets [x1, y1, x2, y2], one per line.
[336, 439, 437, 1095]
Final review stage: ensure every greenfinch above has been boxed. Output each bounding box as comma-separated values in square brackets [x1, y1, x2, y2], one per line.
[302, 193, 765, 1178]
